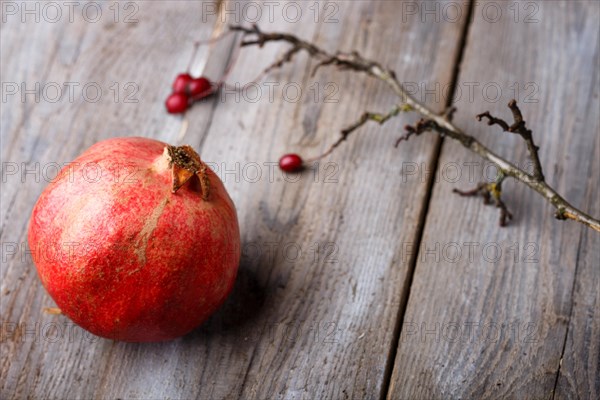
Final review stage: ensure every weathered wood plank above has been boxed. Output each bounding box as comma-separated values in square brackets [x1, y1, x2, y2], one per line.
[1, 2, 219, 398]
[183, 2, 467, 398]
[1, 1, 468, 399]
[388, 1, 599, 399]
[555, 151, 600, 398]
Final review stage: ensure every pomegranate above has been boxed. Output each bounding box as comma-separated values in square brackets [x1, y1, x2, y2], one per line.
[28, 137, 240, 342]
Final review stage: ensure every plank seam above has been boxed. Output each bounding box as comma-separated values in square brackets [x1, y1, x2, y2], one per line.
[194, 13, 240, 153]
[379, 0, 477, 398]
[551, 226, 585, 399]
[232, 13, 327, 399]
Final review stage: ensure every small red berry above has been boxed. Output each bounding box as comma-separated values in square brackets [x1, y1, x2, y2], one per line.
[172, 73, 193, 94]
[279, 153, 304, 172]
[187, 77, 212, 99]
[165, 93, 189, 114]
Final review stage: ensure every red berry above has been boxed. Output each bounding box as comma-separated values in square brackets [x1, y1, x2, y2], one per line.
[165, 93, 188, 114]
[279, 153, 303, 172]
[172, 73, 193, 94]
[187, 77, 212, 99]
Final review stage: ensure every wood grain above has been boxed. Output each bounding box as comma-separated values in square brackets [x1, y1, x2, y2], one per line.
[1, 2, 219, 399]
[1, 1, 467, 399]
[388, 1, 600, 399]
[554, 133, 600, 397]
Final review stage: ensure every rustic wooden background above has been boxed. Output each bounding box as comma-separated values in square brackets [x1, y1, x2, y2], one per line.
[1, 1, 598, 399]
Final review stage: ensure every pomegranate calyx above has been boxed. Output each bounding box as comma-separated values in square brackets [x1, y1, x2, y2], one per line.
[166, 145, 211, 200]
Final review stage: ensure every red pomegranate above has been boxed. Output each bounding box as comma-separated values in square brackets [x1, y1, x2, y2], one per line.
[28, 137, 240, 342]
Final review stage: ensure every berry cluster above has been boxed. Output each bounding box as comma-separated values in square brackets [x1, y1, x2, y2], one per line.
[164, 67, 303, 172]
[165, 73, 214, 114]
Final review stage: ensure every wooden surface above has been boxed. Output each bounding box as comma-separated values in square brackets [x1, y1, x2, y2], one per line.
[388, 1, 600, 399]
[0, 1, 597, 399]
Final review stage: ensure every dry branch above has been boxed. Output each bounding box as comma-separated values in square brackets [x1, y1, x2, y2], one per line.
[229, 24, 600, 232]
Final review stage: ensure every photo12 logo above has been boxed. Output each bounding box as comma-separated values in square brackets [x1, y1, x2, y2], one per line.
[230, 320, 342, 345]
[1, 1, 139, 24]
[201, 1, 340, 24]
[205, 161, 339, 184]
[219, 81, 339, 104]
[400, 160, 538, 184]
[401, 241, 540, 264]
[399, 1, 540, 24]
[1, 321, 99, 343]
[240, 241, 339, 265]
[400, 320, 539, 344]
[400, 81, 539, 105]
[1, 82, 139, 104]
[1, 161, 141, 185]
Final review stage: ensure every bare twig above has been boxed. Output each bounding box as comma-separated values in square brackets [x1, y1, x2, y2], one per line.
[477, 100, 545, 180]
[453, 174, 513, 227]
[444, 106, 457, 122]
[476, 111, 510, 131]
[507, 100, 545, 181]
[231, 24, 325, 73]
[306, 105, 404, 162]
[229, 24, 600, 232]
[396, 118, 439, 147]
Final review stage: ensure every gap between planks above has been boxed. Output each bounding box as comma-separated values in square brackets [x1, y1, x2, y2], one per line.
[379, 0, 477, 398]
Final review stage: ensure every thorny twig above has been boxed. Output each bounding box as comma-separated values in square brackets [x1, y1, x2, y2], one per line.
[306, 104, 406, 162]
[229, 24, 600, 232]
[396, 118, 440, 147]
[453, 173, 513, 227]
[476, 100, 544, 181]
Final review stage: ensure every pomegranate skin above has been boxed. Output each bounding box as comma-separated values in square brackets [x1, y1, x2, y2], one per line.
[28, 137, 240, 342]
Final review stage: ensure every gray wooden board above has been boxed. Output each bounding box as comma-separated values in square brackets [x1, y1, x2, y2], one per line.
[1, 2, 220, 398]
[388, 1, 600, 399]
[1, 1, 468, 399]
